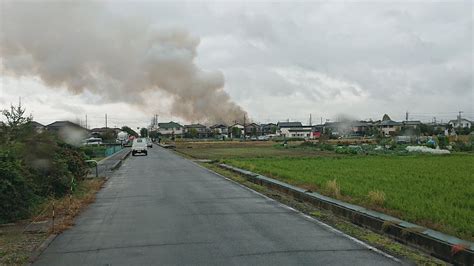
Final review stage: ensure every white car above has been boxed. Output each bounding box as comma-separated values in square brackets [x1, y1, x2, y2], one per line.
[146, 138, 153, 148]
[83, 137, 103, 146]
[132, 138, 148, 156]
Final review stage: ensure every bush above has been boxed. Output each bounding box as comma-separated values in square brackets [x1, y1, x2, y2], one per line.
[0, 153, 34, 223]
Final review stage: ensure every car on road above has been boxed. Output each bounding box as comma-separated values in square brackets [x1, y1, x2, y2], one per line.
[257, 135, 270, 141]
[146, 138, 153, 148]
[132, 138, 148, 156]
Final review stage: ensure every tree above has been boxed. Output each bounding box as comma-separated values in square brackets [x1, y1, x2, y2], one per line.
[140, 128, 148, 137]
[2, 102, 32, 128]
[232, 127, 241, 138]
[1, 103, 33, 143]
[121, 126, 138, 137]
[189, 128, 198, 138]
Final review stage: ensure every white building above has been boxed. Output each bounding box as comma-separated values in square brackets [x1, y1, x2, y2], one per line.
[448, 118, 472, 129]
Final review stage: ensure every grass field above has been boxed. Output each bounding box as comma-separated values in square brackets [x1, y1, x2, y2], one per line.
[225, 155, 474, 241]
[175, 141, 336, 159]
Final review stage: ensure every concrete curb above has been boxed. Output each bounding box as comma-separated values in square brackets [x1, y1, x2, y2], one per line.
[27, 233, 57, 265]
[218, 163, 474, 265]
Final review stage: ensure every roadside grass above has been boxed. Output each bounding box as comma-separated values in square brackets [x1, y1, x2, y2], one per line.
[225, 154, 474, 241]
[0, 178, 105, 265]
[202, 163, 444, 265]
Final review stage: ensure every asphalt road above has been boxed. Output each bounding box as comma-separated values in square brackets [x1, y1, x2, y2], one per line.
[34, 146, 403, 265]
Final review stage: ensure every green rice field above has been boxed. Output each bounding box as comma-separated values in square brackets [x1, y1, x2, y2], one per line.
[226, 155, 474, 241]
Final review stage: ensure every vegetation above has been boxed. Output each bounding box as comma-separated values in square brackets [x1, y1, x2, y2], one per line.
[121, 126, 138, 137]
[140, 127, 148, 137]
[225, 155, 474, 240]
[0, 103, 89, 223]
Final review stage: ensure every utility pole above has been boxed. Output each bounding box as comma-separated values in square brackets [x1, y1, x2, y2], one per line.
[321, 117, 323, 125]
[85, 114, 88, 129]
[105, 113, 108, 130]
[458, 111, 463, 128]
[405, 111, 409, 121]
[243, 114, 246, 140]
[309, 113, 312, 126]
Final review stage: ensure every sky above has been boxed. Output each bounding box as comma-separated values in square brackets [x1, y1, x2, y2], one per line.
[1, 0, 473, 129]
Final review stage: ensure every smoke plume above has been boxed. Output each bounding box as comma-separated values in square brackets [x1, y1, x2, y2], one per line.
[0, 2, 246, 124]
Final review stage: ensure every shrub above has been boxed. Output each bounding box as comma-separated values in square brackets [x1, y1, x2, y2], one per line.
[325, 179, 340, 198]
[368, 190, 386, 207]
[0, 153, 34, 223]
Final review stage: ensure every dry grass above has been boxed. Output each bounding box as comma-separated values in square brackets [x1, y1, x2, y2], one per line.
[0, 178, 105, 265]
[325, 179, 341, 198]
[367, 190, 386, 207]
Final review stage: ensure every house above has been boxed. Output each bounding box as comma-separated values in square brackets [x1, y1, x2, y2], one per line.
[28, 121, 46, 133]
[228, 123, 244, 138]
[90, 127, 121, 138]
[277, 121, 313, 138]
[244, 123, 261, 137]
[377, 119, 402, 136]
[403, 120, 422, 129]
[350, 121, 374, 137]
[184, 124, 208, 138]
[260, 123, 277, 136]
[210, 124, 228, 135]
[158, 122, 183, 137]
[448, 118, 472, 129]
[46, 121, 90, 144]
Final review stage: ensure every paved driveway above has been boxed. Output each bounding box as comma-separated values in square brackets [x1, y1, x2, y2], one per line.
[34, 146, 403, 265]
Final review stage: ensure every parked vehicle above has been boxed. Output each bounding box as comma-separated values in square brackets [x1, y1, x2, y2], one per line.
[116, 131, 129, 145]
[257, 135, 270, 141]
[132, 138, 147, 156]
[83, 137, 103, 146]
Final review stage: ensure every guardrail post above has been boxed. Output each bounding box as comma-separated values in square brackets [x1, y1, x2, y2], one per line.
[85, 160, 98, 177]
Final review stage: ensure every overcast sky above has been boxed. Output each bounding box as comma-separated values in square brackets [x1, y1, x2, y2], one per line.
[1, 0, 472, 129]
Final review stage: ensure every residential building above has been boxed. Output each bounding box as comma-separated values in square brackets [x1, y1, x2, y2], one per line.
[448, 118, 472, 129]
[260, 123, 277, 136]
[228, 123, 244, 138]
[244, 123, 261, 137]
[210, 124, 228, 137]
[28, 121, 46, 133]
[277, 121, 313, 138]
[350, 121, 373, 136]
[378, 120, 402, 136]
[46, 121, 90, 143]
[403, 120, 422, 129]
[158, 122, 183, 137]
[184, 124, 208, 138]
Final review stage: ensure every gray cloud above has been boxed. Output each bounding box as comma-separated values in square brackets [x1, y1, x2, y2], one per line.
[1, 1, 472, 124]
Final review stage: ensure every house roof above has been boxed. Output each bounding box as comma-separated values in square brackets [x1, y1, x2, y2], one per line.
[229, 123, 244, 128]
[379, 120, 401, 126]
[210, 124, 227, 129]
[448, 118, 472, 124]
[47, 121, 89, 131]
[288, 128, 312, 132]
[158, 121, 183, 129]
[184, 124, 206, 128]
[28, 121, 45, 128]
[245, 123, 259, 128]
[403, 120, 422, 125]
[277, 122, 303, 128]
